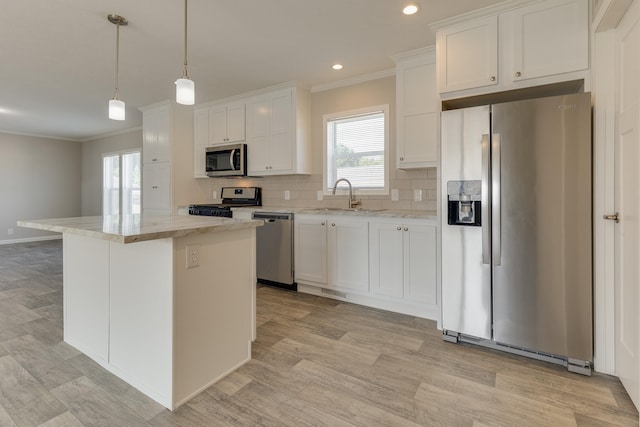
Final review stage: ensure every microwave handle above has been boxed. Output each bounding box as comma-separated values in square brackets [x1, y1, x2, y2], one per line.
[229, 149, 237, 170]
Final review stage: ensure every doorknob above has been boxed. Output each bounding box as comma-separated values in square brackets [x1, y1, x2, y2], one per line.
[603, 213, 619, 223]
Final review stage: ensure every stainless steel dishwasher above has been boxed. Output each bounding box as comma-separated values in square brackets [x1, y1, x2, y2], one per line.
[252, 212, 296, 290]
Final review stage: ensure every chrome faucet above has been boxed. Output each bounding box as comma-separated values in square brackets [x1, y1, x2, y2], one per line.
[332, 178, 360, 209]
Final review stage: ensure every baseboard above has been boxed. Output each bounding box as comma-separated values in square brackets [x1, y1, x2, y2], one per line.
[0, 235, 62, 245]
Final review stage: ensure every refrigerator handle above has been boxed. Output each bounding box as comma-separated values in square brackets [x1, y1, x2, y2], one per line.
[481, 134, 491, 265]
[492, 133, 501, 266]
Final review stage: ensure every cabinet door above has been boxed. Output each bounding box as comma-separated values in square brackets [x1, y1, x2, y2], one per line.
[509, 0, 588, 82]
[436, 15, 498, 93]
[268, 89, 293, 172]
[247, 96, 270, 174]
[209, 106, 228, 145]
[403, 224, 437, 305]
[143, 107, 171, 163]
[369, 222, 404, 298]
[295, 217, 327, 284]
[142, 162, 171, 212]
[193, 108, 208, 178]
[328, 218, 369, 292]
[226, 102, 246, 142]
[397, 61, 439, 168]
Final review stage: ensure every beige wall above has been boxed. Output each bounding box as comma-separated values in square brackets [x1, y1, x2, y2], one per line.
[0, 132, 81, 242]
[201, 76, 437, 211]
[81, 129, 142, 216]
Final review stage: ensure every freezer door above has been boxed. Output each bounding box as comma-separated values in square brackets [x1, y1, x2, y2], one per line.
[441, 106, 492, 340]
[491, 93, 592, 362]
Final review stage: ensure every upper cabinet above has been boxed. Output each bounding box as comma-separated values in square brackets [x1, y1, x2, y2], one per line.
[436, 15, 499, 94]
[393, 47, 439, 169]
[246, 84, 311, 176]
[141, 102, 173, 214]
[433, 0, 589, 97]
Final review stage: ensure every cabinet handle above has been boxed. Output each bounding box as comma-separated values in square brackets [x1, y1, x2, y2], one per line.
[152, 158, 158, 162]
[321, 222, 325, 226]
[515, 71, 522, 77]
[331, 223, 335, 227]
[399, 157, 404, 161]
[404, 227, 409, 232]
[490, 76, 496, 82]
[397, 226, 402, 231]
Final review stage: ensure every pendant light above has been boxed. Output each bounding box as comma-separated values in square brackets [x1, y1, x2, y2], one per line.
[175, 0, 195, 105]
[108, 14, 128, 120]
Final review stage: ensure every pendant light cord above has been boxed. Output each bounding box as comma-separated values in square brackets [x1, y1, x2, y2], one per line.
[114, 22, 120, 99]
[183, 0, 189, 79]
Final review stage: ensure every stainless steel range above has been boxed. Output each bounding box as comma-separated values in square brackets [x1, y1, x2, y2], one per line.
[188, 187, 261, 217]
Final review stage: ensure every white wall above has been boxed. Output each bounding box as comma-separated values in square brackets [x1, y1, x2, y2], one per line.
[0, 132, 81, 243]
[81, 129, 142, 216]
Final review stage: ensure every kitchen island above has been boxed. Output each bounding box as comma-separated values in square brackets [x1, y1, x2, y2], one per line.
[18, 214, 262, 410]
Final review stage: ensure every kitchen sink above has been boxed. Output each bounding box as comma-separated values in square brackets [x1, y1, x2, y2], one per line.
[318, 207, 386, 213]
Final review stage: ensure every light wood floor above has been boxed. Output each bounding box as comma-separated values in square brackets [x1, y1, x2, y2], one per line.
[0, 240, 637, 426]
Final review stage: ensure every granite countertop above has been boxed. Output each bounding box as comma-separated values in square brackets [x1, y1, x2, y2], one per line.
[232, 206, 438, 220]
[18, 214, 262, 244]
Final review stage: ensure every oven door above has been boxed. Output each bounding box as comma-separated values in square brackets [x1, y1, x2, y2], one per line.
[205, 144, 246, 177]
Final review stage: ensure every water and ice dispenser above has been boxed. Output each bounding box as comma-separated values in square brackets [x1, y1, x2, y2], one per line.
[447, 180, 482, 227]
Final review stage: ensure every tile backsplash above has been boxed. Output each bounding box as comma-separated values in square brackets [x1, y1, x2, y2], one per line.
[205, 167, 438, 212]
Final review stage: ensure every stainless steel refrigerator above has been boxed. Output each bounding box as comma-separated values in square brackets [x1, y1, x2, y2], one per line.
[440, 92, 592, 374]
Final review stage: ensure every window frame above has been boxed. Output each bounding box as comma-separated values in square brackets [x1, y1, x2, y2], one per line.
[322, 104, 390, 196]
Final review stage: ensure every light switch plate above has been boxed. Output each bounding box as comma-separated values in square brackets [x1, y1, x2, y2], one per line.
[317, 190, 323, 201]
[212, 190, 217, 200]
[391, 189, 399, 201]
[414, 189, 423, 202]
[284, 190, 290, 200]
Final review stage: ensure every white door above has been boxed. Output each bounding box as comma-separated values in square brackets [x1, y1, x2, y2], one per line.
[614, 0, 640, 410]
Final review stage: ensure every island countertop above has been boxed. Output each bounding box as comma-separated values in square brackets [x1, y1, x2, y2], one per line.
[18, 214, 263, 244]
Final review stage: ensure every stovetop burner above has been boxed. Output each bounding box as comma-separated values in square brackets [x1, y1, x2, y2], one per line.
[189, 187, 261, 218]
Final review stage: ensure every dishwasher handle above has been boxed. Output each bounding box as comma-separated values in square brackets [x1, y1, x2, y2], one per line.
[251, 212, 293, 221]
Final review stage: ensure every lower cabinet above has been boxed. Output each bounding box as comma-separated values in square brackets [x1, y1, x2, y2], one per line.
[142, 162, 171, 214]
[295, 214, 439, 321]
[369, 220, 438, 307]
[295, 215, 368, 291]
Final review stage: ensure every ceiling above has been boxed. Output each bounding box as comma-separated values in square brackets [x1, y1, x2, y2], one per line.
[0, 0, 507, 141]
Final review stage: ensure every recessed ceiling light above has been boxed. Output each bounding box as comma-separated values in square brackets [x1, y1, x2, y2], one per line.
[403, 3, 420, 15]
[332, 64, 343, 70]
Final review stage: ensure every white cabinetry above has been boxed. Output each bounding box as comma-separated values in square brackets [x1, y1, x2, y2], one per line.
[433, 0, 589, 97]
[295, 216, 328, 285]
[295, 214, 439, 321]
[369, 219, 438, 318]
[393, 47, 439, 169]
[141, 102, 172, 214]
[193, 100, 246, 178]
[327, 218, 369, 292]
[247, 85, 311, 175]
[435, 15, 498, 94]
[295, 215, 368, 292]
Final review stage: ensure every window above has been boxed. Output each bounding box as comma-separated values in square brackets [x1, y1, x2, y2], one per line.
[103, 151, 141, 216]
[323, 105, 389, 195]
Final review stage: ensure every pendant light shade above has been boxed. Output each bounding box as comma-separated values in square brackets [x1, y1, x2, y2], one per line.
[108, 14, 128, 120]
[175, 78, 195, 105]
[176, 0, 195, 105]
[109, 99, 126, 120]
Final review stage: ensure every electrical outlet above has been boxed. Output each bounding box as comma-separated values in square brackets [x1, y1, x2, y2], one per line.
[317, 190, 323, 201]
[212, 190, 217, 200]
[284, 190, 290, 200]
[413, 189, 423, 202]
[7, 228, 13, 236]
[391, 189, 399, 201]
[185, 245, 200, 269]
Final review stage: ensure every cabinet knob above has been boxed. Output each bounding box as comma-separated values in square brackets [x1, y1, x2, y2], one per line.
[321, 222, 325, 226]
[515, 71, 522, 77]
[397, 226, 402, 231]
[404, 227, 409, 232]
[152, 158, 158, 162]
[331, 223, 335, 227]
[490, 76, 496, 82]
[399, 157, 404, 161]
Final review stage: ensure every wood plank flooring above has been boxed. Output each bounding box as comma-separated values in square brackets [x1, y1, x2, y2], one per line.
[0, 239, 637, 426]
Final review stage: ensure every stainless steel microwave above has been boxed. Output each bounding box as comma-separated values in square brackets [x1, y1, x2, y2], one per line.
[205, 143, 247, 177]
